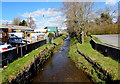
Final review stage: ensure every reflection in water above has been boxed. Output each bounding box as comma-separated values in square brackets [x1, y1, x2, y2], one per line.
[32, 37, 92, 83]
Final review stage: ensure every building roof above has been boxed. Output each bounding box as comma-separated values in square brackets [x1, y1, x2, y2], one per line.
[44, 27, 58, 32]
[34, 29, 47, 32]
[0, 25, 34, 31]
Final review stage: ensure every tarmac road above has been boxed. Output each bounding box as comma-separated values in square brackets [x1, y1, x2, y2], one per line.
[93, 34, 120, 48]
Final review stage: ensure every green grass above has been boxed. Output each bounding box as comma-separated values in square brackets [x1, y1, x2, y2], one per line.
[53, 38, 63, 45]
[53, 33, 68, 46]
[77, 37, 119, 80]
[69, 38, 104, 82]
[2, 44, 54, 83]
[1, 34, 67, 83]
[59, 34, 68, 39]
[92, 36, 104, 44]
[69, 36, 119, 83]
[0, 69, 2, 83]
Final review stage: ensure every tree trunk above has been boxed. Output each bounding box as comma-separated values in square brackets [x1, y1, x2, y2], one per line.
[82, 31, 84, 44]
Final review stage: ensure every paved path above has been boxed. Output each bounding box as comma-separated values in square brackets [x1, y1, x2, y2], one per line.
[93, 34, 120, 48]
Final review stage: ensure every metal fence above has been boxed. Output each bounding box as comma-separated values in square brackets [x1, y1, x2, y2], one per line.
[2, 40, 46, 67]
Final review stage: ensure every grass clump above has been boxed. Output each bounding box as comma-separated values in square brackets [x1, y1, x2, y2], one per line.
[53, 38, 63, 46]
[53, 34, 68, 46]
[53, 34, 68, 53]
[59, 33, 68, 39]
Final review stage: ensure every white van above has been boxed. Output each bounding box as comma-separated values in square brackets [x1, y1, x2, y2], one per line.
[9, 32, 24, 38]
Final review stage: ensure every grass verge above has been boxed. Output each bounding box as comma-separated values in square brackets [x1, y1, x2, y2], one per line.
[1, 34, 67, 83]
[77, 37, 119, 80]
[0, 69, 2, 83]
[92, 36, 104, 44]
[69, 37, 119, 83]
[69, 38, 104, 83]
[2, 44, 54, 83]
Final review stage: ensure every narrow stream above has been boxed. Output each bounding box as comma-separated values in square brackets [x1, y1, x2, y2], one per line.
[32, 36, 92, 83]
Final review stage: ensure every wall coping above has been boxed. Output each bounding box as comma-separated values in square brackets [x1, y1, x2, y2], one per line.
[91, 38, 120, 50]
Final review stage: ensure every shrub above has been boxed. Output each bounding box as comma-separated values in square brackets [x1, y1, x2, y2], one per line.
[88, 24, 119, 35]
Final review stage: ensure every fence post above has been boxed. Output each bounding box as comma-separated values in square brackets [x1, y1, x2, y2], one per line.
[16, 44, 19, 54]
[20, 44, 23, 57]
[25, 43, 27, 51]
[7, 58, 9, 66]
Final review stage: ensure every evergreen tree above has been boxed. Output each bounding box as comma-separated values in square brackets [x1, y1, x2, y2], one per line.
[101, 13, 112, 24]
[19, 20, 27, 26]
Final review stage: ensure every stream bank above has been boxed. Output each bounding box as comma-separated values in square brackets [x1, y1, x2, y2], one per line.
[32, 36, 92, 83]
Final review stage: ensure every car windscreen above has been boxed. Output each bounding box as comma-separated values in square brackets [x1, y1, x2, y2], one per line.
[0, 42, 5, 45]
[7, 46, 12, 49]
[15, 38, 22, 41]
[11, 38, 22, 42]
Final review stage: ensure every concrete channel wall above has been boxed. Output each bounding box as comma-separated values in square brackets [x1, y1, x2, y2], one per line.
[90, 39, 120, 63]
[77, 49, 112, 82]
[2, 40, 46, 67]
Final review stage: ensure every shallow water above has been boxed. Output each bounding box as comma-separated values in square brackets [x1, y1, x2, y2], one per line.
[32, 38, 92, 83]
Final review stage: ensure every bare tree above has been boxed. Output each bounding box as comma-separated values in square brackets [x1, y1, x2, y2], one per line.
[61, 2, 94, 43]
[62, 2, 80, 35]
[95, 5, 117, 25]
[77, 2, 94, 43]
[2, 21, 9, 26]
[27, 16, 36, 29]
[12, 17, 21, 25]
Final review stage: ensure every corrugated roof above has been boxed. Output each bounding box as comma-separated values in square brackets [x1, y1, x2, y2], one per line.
[0, 25, 34, 30]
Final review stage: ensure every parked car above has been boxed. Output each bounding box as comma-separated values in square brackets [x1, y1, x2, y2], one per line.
[8, 37, 30, 47]
[9, 32, 24, 38]
[0, 42, 12, 52]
